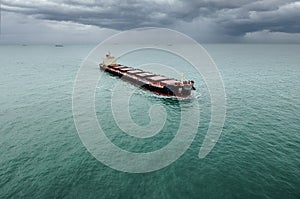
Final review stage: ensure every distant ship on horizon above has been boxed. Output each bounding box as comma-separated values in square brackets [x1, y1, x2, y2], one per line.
[54, 44, 64, 47]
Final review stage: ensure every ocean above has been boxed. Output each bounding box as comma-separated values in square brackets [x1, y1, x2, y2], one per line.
[0, 44, 299, 198]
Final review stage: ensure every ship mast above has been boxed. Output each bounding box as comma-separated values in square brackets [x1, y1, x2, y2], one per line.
[181, 72, 185, 84]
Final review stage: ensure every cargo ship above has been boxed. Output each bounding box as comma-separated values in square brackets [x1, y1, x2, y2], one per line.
[99, 53, 196, 97]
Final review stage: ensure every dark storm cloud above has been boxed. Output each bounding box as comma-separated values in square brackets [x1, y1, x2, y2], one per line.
[2, 0, 173, 30]
[2, 0, 300, 40]
[214, 0, 300, 36]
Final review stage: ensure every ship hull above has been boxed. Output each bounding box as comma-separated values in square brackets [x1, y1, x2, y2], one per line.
[99, 64, 195, 98]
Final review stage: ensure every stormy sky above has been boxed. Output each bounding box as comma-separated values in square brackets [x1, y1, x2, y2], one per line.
[1, 0, 300, 44]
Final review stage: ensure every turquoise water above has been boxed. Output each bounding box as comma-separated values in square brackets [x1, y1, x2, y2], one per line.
[0, 44, 300, 198]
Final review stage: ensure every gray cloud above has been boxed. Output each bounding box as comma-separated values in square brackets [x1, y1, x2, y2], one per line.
[1, 0, 300, 43]
[215, 1, 300, 36]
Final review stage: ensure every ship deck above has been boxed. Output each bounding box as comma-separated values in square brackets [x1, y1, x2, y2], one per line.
[99, 63, 195, 97]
